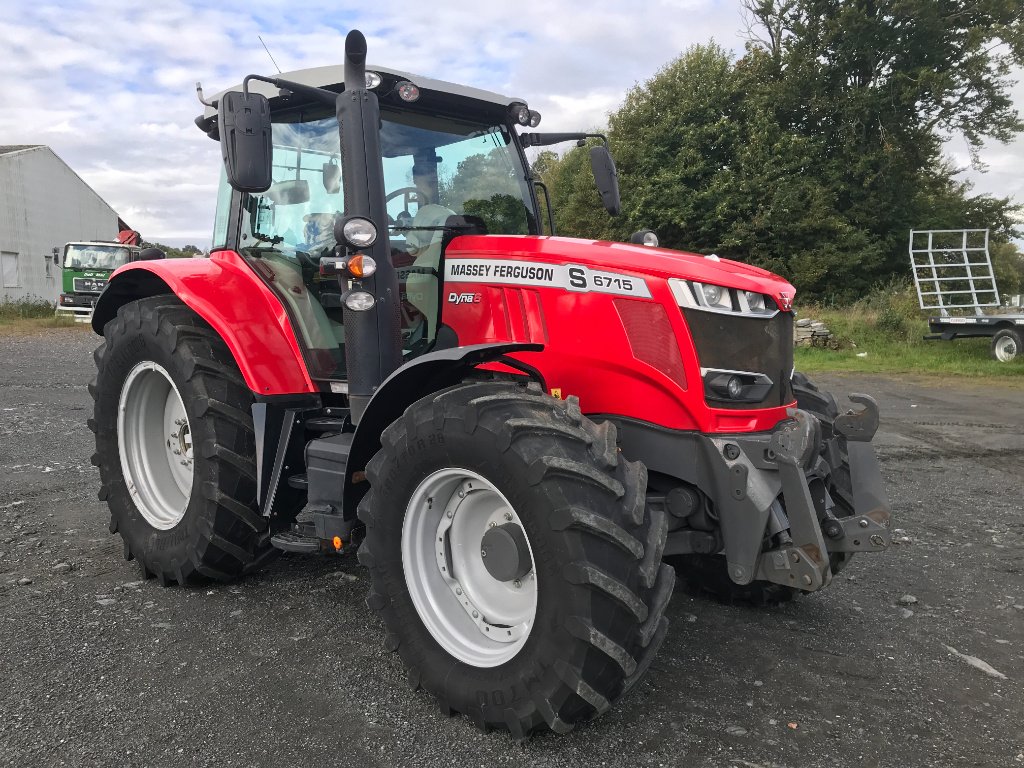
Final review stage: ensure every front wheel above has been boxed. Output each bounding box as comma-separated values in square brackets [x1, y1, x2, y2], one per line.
[357, 382, 674, 737]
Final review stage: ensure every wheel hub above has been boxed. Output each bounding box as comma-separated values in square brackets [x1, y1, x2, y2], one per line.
[117, 361, 194, 530]
[403, 469, 538, 667]
[480, 523, 532, 583]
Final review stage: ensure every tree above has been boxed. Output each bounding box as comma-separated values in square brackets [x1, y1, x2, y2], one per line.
[541, 3, 1024, 300]
[142, 241, 204, 259]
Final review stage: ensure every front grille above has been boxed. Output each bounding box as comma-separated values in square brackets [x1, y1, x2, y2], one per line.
[681, 309, 794, 409]
[614, 299, 687, 388]
[72, 277, 107, 293]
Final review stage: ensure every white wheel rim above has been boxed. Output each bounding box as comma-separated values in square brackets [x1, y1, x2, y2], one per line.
[117, 361, 193, 529]
[995, 336, 1017, 362]
[402, 468, 538, 668]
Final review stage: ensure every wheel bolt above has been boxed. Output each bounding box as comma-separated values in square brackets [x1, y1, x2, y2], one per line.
[513, 579, 521, 588]
[480, 549, 487, 558]
[458, 491, 465, 498]
[859, 519, 869, 528]
[471, 610, 479, 619]
[802, 575, 812, 586]
[504, 512, 512, 521]
[446, 510, 453, 518]
[455, 587, 462, 595]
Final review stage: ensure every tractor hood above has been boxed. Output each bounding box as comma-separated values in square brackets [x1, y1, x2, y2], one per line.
[446, 235, 796, 309]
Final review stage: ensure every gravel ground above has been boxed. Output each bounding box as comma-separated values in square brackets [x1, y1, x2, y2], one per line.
[0, 326, 1021, 768]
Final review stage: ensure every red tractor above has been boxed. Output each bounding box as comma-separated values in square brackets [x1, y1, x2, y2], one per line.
[89, 31, 891, 736]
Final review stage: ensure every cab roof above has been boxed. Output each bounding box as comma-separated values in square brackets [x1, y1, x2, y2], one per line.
[203, 64, 525, 119]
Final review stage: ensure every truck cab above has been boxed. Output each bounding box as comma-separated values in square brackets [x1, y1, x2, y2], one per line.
[57, 241, 142, 321]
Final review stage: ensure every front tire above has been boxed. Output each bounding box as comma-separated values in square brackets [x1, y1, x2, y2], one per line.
[90, 296, 279, 585]
[357, 382, 674, 737]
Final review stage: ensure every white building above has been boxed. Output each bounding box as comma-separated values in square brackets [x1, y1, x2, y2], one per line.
[0, 145, 122, 303]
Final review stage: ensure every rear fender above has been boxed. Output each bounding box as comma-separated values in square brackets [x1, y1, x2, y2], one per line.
[343, 342, 544, 517]
[92, 250, 315, 395]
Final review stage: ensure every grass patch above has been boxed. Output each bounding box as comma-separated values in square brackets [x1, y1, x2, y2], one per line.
[794, 280, 1023, 381]
[0, 297, 56, 321]
[0, 298, 88, 333]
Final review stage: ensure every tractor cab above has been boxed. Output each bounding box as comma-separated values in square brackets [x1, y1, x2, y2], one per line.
[207, 67, 542, 381]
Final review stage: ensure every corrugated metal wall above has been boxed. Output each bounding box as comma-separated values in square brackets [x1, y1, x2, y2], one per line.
[0, 147, 118, 303]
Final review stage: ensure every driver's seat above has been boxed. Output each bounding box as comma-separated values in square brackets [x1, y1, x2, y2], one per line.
[404, 204, 453, 333]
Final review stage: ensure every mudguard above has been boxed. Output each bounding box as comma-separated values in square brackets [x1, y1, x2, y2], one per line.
[343, 341, 544, 516]
[91, 250, 316, 395]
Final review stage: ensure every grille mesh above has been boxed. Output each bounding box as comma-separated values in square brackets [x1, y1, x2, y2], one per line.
[681, 309, 794, 409]
[614, 299, 687, 388]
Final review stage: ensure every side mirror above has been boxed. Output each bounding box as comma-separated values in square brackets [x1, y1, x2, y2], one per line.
[218, 90, 273, 193]
[589, 145, 621, 216]
[266, 179, 310, 206]
[323, 162, 341, 194]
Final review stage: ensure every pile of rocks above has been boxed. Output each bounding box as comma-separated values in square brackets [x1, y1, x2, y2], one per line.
[795, 317, 833, 347]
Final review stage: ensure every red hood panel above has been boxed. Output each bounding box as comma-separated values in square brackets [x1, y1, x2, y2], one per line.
[446, 235, 796, 307]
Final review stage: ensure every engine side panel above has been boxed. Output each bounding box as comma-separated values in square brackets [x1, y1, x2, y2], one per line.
[442, 236, 795, 433]
[93, 250, 316, 395]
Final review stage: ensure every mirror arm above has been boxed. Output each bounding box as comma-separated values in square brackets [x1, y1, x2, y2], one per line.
[520, 132, 609, 148]
[242, 74, 338, 107]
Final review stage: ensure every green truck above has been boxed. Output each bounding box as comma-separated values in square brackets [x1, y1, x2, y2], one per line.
[56, 241, 143, 321]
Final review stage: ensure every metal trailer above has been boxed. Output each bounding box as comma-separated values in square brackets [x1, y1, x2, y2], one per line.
[910, 228, 1024, 362]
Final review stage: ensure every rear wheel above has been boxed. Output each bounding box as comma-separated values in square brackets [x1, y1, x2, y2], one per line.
[357, 382, 674, 737]
[90, 296, 279, 585]
[991, 328, 1021, 362]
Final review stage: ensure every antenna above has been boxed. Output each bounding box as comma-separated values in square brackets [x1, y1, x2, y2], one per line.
[258, 35, 283, 74]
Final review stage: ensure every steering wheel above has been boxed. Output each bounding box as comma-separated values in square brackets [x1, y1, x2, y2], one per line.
[386, 187, 426, 208]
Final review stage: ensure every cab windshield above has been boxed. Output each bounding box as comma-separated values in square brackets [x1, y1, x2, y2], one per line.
[236, 104, 537, 380]
[64, 244, 132, 271]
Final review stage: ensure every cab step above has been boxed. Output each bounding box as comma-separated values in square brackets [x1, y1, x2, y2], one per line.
[305, 416, 348, 433]
[269, 528, 323, 554]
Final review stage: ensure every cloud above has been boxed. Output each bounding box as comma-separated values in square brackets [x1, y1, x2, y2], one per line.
[1, 0, 1021, 246]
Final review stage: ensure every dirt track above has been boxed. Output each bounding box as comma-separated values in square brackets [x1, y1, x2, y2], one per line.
[1, 327, 1021, 768]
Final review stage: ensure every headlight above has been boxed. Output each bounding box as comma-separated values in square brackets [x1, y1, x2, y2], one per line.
[701, 283, 730, 309]
[365, 71, 382, 89]
[511, 105, 531, 126]
[668, 278, 780, 318]
[341, 217, 377, 248]
[397, 81, 420, 102]
[344, 291, 376, 311]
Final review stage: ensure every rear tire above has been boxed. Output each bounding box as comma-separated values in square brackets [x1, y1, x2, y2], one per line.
[991, 328, 1021, 362]
[357, 382, 674, 737]
[89, 296, 279, 585]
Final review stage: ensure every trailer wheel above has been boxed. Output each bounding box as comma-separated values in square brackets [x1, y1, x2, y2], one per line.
[671, 372, 855, 606]
[90, 296, 279, 585]
[357, 382, 673, 737]
[991, 328, 1021, 362]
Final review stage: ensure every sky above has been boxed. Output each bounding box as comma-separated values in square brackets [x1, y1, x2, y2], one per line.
[1, 0, 1022, 247]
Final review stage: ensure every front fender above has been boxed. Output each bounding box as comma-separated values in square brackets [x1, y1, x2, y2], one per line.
[343, 342, 544, 516]
[92, 250, 316, 396]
